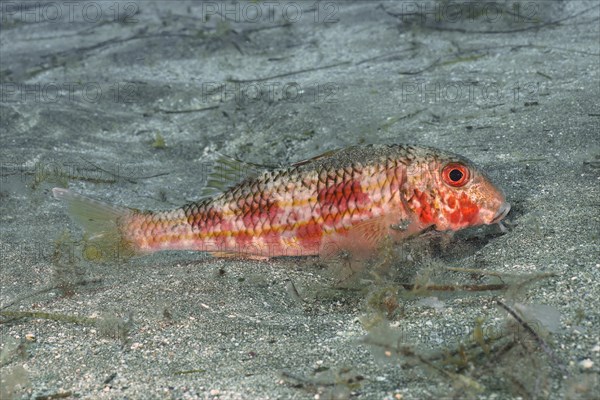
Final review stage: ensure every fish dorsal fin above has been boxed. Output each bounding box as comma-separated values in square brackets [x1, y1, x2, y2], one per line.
[291, 148, 343, 167]
[200, 153, 277, 198]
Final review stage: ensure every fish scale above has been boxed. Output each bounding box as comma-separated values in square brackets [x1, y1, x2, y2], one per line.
[53, 144, 510, 260]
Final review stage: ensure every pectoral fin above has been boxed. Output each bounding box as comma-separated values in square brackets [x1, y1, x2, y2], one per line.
[319, 215, 411, 260]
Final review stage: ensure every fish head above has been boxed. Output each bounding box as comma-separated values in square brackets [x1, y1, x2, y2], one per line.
[404, 149, 510, 232]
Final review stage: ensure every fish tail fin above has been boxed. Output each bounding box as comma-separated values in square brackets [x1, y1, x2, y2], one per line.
[52, 188, 139, 261]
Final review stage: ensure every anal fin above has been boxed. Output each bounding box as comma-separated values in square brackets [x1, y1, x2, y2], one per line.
[210, 251, 271, 261]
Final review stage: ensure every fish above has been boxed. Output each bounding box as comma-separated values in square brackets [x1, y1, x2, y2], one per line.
[52, 144, 510, 261]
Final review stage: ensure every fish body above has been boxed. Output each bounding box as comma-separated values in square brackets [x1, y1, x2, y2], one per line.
[53, 144, 510, 260]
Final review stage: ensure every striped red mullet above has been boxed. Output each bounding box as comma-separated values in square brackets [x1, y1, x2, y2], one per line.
[53, 144, 510, 260]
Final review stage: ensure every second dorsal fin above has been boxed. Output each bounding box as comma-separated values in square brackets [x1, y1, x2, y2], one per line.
[200, 153, 277, 198]
[291, 148, 343, 167]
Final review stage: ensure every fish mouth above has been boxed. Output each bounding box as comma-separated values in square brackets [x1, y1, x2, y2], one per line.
[490, 202, 511, 224]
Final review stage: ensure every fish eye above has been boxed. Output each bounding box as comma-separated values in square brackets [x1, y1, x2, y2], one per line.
[442, 163, 469, 187]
